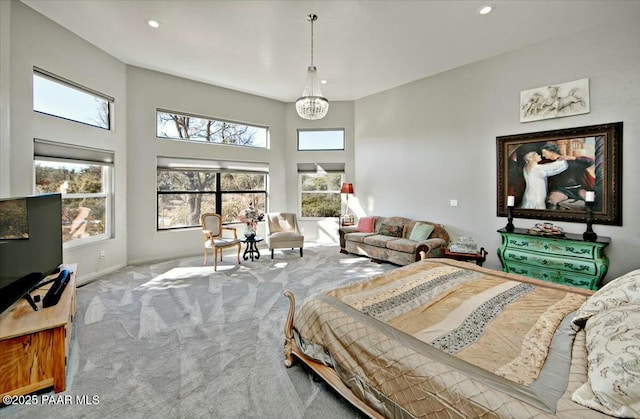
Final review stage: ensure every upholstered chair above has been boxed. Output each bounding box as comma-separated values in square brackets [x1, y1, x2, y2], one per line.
[201, 213, 241, 271]
[265, 212, 304, 258]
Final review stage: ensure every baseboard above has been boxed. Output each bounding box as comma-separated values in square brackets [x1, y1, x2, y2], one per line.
[75, 263, 127, 287]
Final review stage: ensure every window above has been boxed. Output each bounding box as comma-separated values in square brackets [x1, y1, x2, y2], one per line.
[298, 163, 344, 218]
[156, 110, 268, 148]
[34, 140, 113, 245]
[157, 158, 268, 230]
[297, 129, 345, 151]
[33, 68, 112, 130]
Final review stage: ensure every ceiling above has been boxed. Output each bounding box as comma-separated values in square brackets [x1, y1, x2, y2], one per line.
[21, 0, 640, 102]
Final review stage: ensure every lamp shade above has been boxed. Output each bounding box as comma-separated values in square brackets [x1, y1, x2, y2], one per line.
[340, 183, 354, 194]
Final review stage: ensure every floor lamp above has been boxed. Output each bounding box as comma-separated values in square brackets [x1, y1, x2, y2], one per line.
[340, 183, 354, 225]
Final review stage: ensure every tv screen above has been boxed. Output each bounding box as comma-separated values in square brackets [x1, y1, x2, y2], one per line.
[0, 193, 63, 314]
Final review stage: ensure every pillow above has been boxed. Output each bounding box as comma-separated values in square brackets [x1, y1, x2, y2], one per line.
[379, 222, 403, 238]
[571, 307, 640, 417]
[356, 216, 375, 233]
[409, 223, 434, 242]
[572, 269, 640, 330]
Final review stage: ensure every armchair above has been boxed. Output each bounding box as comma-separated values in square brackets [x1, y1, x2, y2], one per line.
[201, 213, 241, 271]
[265, 213, 304, 259]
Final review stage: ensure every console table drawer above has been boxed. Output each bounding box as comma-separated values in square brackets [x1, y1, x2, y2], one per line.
[504, 262, 597, 290]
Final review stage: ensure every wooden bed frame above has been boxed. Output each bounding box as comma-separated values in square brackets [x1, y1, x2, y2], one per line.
[283, 290, 383, 418]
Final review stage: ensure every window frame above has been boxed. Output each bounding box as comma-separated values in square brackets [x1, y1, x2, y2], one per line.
[297, 128, 345, 151]
[155, 109, 269, 149]
[32, 67, 113, 130]
[34, 156, 113, 248]
[156, 168, 268, 231]
[298, 171, 344, 220]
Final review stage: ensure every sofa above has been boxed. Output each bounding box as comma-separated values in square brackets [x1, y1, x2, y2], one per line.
[339, 216, 450, 266]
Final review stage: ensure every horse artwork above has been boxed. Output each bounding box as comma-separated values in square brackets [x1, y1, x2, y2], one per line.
[520, 78, 590, 122]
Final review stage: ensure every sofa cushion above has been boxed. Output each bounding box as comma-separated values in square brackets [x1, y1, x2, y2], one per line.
[363, 234, 397, 248]
[344, 232, 374, 244]
[386, 238, 418, 253]
[409, 222, 434, 242]
[379, 224, 403, 237]
[356, 216, 375, 233]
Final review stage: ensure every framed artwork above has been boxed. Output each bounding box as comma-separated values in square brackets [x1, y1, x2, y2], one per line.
[496, 122, 623, 226]
[520, 78, 590, 123]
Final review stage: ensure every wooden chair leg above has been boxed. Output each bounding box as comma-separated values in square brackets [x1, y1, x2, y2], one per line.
[214, 248, 218, 271]
[236, 243, 241, 265]
[203, 249, 208, 265]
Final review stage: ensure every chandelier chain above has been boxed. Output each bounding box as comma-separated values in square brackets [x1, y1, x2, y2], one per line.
[309, 14, 315, 66]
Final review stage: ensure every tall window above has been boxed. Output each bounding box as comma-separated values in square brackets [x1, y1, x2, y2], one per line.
[34, 140, 113, 245]
[33, 68, 112, 130]
[157, 158, 268, 230]
[297, 129, 345, 151]
[298, 163, 344, 218]
[156, 110, 268, 148]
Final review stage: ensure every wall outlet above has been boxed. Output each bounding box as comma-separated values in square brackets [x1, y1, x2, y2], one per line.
[100, 251, 106, 259]
[450, 199, 458, 207]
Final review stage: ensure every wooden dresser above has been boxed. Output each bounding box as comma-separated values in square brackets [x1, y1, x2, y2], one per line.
[497, 228, 610, 290]
[0, 264, 76, 398]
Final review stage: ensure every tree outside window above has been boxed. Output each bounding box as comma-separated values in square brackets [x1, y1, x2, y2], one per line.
[300, 173, 343, 218]
[157, 170, 267, 230]
[35, 160, 110, 243]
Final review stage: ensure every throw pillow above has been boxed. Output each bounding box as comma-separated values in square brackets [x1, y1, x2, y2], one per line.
[572, 268, 640, 330]
[379, 222, 403, 238]
[571, 307, 640, 417]
[409, 223, 434, 242]
[356, 216, 375, 233]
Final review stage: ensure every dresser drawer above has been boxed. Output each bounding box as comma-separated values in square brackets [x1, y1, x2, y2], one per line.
[502, 248, 597, 276]
[503, 262, 597, 290]
[503, 235, 603, 260]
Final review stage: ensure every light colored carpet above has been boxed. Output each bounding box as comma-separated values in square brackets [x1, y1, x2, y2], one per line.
[4, 243, 396, 418]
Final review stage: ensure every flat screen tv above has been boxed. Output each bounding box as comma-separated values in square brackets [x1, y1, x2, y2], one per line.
[0, 193, 63, 314]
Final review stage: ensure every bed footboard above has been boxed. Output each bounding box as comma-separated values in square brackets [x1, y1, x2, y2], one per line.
[282, 290, 383, 419]
[283, 290, 296, 367]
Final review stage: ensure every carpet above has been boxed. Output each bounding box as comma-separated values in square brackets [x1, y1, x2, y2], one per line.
[4, 244, 396, 418]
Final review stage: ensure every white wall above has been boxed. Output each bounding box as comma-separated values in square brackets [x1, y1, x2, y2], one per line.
[354, 16, 640, 281]
[126, 70, 355, 263]
[285, 101, 355, 243]
[2, 2, 354, 278]
[126, 66, 288, 264]
[3, 1, 128, 284]
[6, 1, 637, 282]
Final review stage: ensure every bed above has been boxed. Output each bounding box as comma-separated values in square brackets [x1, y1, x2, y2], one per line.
[283, 258, 640, 418]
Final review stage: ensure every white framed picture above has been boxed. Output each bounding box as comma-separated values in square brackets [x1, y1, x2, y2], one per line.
[520, 78, 590, 123]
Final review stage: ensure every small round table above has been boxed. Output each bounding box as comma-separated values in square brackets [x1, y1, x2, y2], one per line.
[241, 235, 263, 261]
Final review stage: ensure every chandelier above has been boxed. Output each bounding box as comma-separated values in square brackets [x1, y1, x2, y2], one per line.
[295, 14, 329, 120]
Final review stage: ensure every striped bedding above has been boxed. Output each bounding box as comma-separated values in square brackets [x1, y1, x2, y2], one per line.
[293, 259, 611, 418]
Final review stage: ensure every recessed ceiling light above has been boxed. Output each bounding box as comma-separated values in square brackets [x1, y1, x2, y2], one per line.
[320, 80, 327, 84]
[148, 20, 160, 28]
[478, 5, 493, 15]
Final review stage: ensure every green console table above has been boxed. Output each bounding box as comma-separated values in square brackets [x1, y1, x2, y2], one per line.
[497, 228, 610, 290]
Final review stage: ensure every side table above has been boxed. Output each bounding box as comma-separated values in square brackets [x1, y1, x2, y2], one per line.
[443, 247, 488, 267]
[241, 236, 263, 261]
